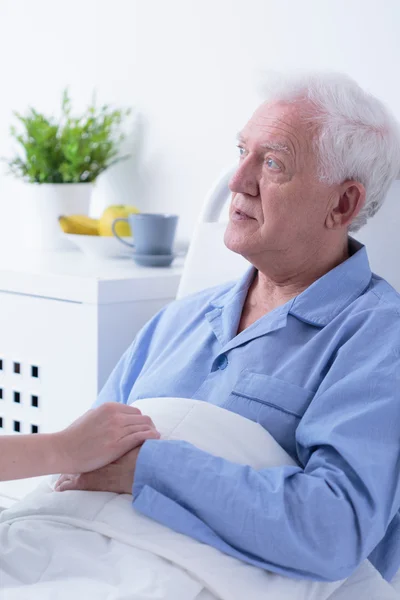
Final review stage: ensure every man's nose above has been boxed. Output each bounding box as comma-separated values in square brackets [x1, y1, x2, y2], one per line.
[229, 159, 259, 197]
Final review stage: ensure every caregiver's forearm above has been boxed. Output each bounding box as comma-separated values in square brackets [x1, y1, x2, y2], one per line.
[0, 433, 65, 481]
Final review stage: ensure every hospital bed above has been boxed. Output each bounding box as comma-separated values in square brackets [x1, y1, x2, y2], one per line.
[176, 164, 400, 596]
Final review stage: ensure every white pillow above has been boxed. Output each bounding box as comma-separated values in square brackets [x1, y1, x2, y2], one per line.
[133, 396, 296, 468]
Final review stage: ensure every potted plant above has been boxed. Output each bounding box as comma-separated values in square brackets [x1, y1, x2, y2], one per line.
[5, 90, 131, 250]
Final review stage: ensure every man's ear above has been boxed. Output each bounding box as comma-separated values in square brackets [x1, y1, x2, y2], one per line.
[326, 181, 366, 230]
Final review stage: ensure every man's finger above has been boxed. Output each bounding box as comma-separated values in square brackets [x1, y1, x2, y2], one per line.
[54, 474, 73, 490]
[56, 474, 89, 492]
[56, 480, 76, 492]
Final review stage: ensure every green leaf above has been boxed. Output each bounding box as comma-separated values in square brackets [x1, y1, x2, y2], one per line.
[4, 89, 132, 183]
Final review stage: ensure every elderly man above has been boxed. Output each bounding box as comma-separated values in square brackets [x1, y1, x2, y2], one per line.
[56, 73, 400, 584]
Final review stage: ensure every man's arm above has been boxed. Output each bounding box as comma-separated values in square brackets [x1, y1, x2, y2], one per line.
[132, 317, 400, 582]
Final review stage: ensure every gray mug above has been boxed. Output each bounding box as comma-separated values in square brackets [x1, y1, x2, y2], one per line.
[112, 213, 179, 255]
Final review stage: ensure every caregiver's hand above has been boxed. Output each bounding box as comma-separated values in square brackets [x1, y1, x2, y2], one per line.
[57, 403, 160, 474]
[54, 445, 141, 493]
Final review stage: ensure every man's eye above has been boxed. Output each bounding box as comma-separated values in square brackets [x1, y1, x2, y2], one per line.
[266, 158, 280, 170]
[237, 146, 246, 157]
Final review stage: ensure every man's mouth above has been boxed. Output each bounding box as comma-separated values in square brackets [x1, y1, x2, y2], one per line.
[231, 208, 254, 221]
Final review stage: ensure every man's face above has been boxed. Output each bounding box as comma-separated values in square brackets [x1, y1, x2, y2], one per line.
[224, 101, 336, 260]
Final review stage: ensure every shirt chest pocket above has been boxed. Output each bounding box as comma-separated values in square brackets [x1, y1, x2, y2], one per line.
[224, 370, 315, 457]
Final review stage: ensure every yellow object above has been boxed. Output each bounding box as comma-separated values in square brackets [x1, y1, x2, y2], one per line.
[59, 215, 99, 235]
[98, 205, 140, 237]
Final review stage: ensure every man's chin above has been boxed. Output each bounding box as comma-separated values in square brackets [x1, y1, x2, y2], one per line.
[224, 229, 250, 257]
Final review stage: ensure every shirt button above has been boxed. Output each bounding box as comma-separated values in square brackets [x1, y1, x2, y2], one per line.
[216, 354, 228, 370]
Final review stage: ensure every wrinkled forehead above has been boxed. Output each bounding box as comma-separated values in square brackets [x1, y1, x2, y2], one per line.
[238, 101, 315, 160]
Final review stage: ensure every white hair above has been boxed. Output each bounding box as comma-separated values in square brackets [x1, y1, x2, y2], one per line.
[259, 72, 400, 231]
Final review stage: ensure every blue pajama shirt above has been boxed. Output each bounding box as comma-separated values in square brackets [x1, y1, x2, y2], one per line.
[95, 239, 400, 582]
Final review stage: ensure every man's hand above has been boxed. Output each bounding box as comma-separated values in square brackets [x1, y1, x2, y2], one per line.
[54, 445, 142, 494]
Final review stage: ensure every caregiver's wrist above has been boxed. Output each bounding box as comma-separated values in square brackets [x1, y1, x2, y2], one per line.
[49, 431, 78, 474]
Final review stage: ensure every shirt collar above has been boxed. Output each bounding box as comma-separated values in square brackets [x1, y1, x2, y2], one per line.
[289, 238, 372, 326]
[207, 267, 256, 346]
[209, 237, 372, 330]
[209, 266, 255, 312]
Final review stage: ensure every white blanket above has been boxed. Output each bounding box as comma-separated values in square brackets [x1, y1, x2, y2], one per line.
[0, 397, 398, 600]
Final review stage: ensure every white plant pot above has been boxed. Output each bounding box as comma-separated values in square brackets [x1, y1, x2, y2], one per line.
[22, 183, 93, 251]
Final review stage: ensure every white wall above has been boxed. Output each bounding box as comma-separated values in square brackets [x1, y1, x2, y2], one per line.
[1, 0, 400, 285]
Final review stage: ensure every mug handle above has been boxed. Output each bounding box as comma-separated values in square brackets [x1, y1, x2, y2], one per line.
[111, 218, 135, 248]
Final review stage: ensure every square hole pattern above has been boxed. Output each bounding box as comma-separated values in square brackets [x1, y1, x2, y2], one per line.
[0, 359, 40, 379]
[0, 359, 41, 435]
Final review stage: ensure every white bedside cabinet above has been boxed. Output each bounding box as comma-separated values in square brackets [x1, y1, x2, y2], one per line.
[0, 250, 183, 507]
